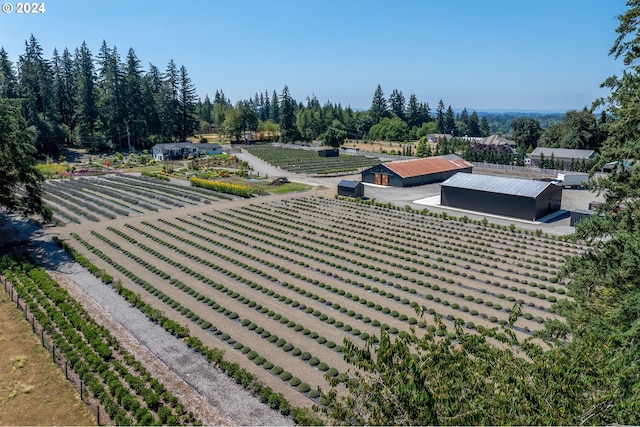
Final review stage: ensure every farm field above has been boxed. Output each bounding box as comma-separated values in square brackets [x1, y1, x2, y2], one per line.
[244, 145, 383, 175]
[54, 180, 585, 409]
[42, 174, 239, 226]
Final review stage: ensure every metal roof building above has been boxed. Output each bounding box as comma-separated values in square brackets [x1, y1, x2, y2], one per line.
[361, 154, 473, 187]
[440, 173, 563, 221]
[529, 147, 596, 168]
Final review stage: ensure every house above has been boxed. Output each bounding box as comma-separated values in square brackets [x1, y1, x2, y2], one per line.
[529, 147, 596, 169]
[474, 134, 517, 154]
[426, 134, 454, 144]
[361, 154, 473, 187]
[337, 180, 364, 198]
[152, 142, 222, 161]
[440, 173, 563, 221]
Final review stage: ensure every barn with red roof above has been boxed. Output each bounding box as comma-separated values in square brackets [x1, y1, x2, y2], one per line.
[361, 154, 473, 187]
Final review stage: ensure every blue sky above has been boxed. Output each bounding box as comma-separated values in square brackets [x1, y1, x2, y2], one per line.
[0, 0, 629, 111]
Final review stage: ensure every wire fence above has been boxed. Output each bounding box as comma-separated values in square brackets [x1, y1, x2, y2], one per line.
[2, 275, 109, 426]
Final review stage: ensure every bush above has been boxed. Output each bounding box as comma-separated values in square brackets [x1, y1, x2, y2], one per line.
[280, 371, 293, 381]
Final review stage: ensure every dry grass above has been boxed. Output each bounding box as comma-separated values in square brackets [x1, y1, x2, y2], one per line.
[0, 290, 96, 426]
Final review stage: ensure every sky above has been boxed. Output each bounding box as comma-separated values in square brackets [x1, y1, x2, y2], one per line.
[0, 0, 630, 112]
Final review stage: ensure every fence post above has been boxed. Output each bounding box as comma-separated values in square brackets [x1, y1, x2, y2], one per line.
[41, 329, 44, 346]
[65, 361, 68, 379]
[80, 380, 83, 400]
[96, 405, 100, 426]
[52, 344, 56, 362]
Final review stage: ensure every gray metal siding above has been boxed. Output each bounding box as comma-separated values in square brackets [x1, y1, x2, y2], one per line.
[441, 187, 537, 220]
[441, 184, 563, 221]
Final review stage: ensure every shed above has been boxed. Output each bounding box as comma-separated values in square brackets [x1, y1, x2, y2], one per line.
[318, 148, 339, 157]
[440, 173, 563, 221]
[361, 154, 473, 187]
[529, 147, 596, 169]
[570, 209, 595, 227]
[337, 180, 364, 198]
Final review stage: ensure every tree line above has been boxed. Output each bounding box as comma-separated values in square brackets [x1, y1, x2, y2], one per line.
[0, 35, 199, 154]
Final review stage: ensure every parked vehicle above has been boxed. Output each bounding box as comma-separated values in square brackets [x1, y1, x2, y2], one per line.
[551, 172, 589, 188]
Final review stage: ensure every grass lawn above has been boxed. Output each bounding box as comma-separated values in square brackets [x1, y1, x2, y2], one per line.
[36, 163, 68, 177]
[120, 164, 165, 174]
[221, 177, 312, 195]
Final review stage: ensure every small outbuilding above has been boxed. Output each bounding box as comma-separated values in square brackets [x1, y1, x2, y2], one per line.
[337, 180, 364, 198]
[361, 154, 473, 187]
[318, 148, 339, 157]
[440, 173, 563, 221]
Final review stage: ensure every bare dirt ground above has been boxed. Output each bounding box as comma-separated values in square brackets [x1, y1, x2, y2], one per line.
[0, 289, 97, 426]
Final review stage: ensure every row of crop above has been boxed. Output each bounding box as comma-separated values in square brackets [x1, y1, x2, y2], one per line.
[196, 211, 562, 317]
[244, 146, 381, 175]
[230, 204, 563, 292]
[318, 194, 584, 254]
[45, 181, 132, 217]
[284, 198, 565, 268]
[149, 216, 534, 338]
[99, 225, 349, 369]
[103, 175, 209, 205]
[194, 210, 558, 322]
[83, 228, 344, 399]
[0, 255, 195, 426]
[123, 222, 383, 344]
[92, 177, 187, 208]
[67, 178, 160, 212]
[57, 237, 319, 424]
[189, 177, 255, 197]
[324, 195, 586, 254]
[42, 192, 101, 222]
[283, 197, 568, 270]
[110, 174, 227, 203]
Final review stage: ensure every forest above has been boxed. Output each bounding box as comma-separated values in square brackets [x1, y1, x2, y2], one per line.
[1, 34, 602, 158]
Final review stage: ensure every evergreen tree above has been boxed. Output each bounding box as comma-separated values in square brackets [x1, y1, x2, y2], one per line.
[141, 63, 163, 144]
[0, 98, 50, 219]
[0, 48, 18, 98]
[278, 85, 299, 142]
[406, 94, 420, 128]
[435, 99, 445, 133]
[97, 43, 127, 149]
[74, 42, 100, 145]
[52, 48, 76, 141]
[468, 111, 481, 137]
[415, 136, 428, 157]
[270, 90, 279, 123]
[176, 65, 198, 141]
[369, 84, 388, 124]
[444, 105, 456, 135]
[262, 89, 271, 122]
[162, 59, 180, 140]
[480, 116, 491, 136]
[460, 107, 469, 126]
[123, 48, 147, 148]
[388, 88, 405, 120]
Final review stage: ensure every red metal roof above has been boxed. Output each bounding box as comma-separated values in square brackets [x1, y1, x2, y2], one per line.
[383, 156, 473, 178]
